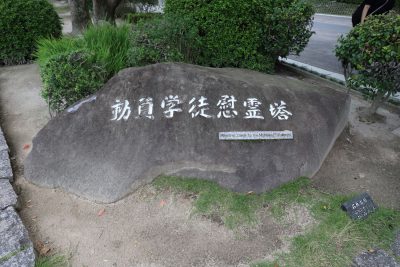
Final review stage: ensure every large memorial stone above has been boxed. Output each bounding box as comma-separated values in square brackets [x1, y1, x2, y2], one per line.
[25, 63, 350, 203]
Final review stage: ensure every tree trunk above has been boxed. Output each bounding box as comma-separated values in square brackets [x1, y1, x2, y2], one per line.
[367, 90, 386, 116]
[92, 0, 123, 24]
[69, 0, 91, 35]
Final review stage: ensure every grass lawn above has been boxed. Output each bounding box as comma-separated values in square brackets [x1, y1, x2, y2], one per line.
[154, 176, 400, 267]
[35, 254, 68, 267]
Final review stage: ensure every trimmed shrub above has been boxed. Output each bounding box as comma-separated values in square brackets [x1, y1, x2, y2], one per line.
[37, 24, 131, 114]
[35, 38, 85, 68]
[83, 24, 131, 75]
[126, 12, 163, 24]
[128, 15, 200, 66]
[40, 50, 107, 114]
[336, 0, 361, 4]
[0, 0, 62, 65]
[160, 0, 314, 72]
[335, 13, 399, 116]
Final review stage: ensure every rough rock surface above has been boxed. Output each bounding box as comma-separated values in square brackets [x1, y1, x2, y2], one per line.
[393, 232, 400, 257]
[0, 150, 12, 182]
[0, 128, 12, 182]
[25, 63, 350, 203]
[0, 180, 17, 210]
[0, 207, 34, 267]
[352, 249, 400, 267]
[0, 128, 8, 152]
[0, 247, 35, 267]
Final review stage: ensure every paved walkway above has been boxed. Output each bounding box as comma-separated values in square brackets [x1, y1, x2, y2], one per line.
[288, 14, 352, 75]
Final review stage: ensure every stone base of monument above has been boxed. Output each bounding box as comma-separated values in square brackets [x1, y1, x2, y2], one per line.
[24, 63, 350, 203]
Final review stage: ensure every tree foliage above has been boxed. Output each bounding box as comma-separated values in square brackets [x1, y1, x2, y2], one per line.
[335, 13, 400, 115]
[130, 0, 314, 73]
[0, 0, 62, 65]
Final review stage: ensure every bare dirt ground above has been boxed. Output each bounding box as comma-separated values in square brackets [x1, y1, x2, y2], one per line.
[0, 63, 399, 266]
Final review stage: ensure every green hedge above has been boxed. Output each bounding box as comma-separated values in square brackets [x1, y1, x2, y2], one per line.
[41, 51, 107, 114]
[126, 12, 163, 24]
[336, 0, 361, 4]
[37, 24, 131, 114]
[0, 0, 62, 65]
[128, 15, 199, 66]
[158, 0, 314, 72]
[336, 13, 400, 97]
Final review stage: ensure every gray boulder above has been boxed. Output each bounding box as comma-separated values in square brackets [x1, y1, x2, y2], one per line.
[393, 232, 400, 257]
[24, 63, 350, 203]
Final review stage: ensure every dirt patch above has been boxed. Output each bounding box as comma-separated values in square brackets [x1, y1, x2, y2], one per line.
[0, 64, 399, 266]
[16, 183, 315, 266]
[312, 95, 400, 210]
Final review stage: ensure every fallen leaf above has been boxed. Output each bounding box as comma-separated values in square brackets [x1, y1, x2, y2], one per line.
[39, 245, 51, 256]
[160, 200, 167, 207]
[97, 208, 105, 217]
[23, 144, 30, 150]
[35, 241, 44, 250]
[35, 240, 50, 256]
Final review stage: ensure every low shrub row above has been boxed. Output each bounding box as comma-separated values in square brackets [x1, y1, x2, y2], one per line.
[36, 0, 315, 114]
[161, 0, 315, 72]
[336, 13, 399, 116]
[126, 12, 163, 24]
[336, 0, 361, 4]
[37, 24, 131, 114]
[0, 0, 62, 65]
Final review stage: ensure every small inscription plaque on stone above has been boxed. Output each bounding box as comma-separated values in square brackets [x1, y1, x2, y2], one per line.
[219, 131, 293, 140]
[341, 192, 377, 220]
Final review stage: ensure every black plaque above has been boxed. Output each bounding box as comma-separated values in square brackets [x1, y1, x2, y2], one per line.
[341, 193, 378, 220]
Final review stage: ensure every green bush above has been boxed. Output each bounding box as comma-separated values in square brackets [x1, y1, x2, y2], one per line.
[159, 0, 314, 72]
[335, 13, 399, 115]
[336, 0, 361, 4]
[126, 12, 163, 24]
[0, 0, 62, 65]
[35, 38, 85, 68]
[40, 50, 107, 114]
[83, 24, 131, 75]
[37, 24, 131, 114]
[128, 15, 201, 66]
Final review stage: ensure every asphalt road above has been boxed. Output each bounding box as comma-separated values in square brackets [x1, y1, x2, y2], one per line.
[288, 14, 352, 75]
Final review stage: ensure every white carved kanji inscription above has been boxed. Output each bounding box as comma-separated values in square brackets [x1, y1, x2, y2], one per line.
[188, 96, 212, 118]
[138, 97, 154, 120]
[161, 95, 183, 118]
[243, 98, 264, 119]
[269, 101, 292, 120]
[216, 95, 238, 118]
[111, 99, 131, 121]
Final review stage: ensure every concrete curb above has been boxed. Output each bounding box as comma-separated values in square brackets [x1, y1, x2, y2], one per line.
[315, 13, 352, 19]
[279, 57, 400, 104]
[0, 127, 35, 267]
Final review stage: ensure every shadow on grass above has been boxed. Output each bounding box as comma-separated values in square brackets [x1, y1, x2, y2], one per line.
[153, 176, 400, 267]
